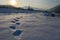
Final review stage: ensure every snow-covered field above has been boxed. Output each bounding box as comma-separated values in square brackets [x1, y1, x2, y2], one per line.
[0, 13, 60, 40]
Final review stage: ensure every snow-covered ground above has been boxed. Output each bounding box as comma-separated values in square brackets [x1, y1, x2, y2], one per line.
[0, 13, 60, 40]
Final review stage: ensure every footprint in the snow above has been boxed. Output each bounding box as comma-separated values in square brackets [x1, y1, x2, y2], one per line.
[16, 22, 20, 25]
[16, 17, 20, 19]
[11, 21, 16, 23]
[9, 24, 17, 29]
[14, 19, 19, 21]
[12, 30, 23, 36]
[10, 26, 16, 29]
[20, 16, 23, 19]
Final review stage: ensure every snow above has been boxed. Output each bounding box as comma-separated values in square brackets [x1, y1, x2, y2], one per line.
[0, 13, 60, 40]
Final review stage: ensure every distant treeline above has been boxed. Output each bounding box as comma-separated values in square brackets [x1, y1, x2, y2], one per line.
[0, 5, 41, 13]
[0, 5, 24, 10]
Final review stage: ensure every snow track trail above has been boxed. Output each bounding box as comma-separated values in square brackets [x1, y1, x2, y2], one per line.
[0, 13, 60, 40]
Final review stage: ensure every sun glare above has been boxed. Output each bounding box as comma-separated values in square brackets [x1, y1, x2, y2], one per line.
[10, 0, 17, 6]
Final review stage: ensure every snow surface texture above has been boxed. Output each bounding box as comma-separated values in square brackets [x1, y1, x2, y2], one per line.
[0, 13, 60, 40]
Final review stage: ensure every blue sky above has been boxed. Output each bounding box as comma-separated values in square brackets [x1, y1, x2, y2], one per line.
[0, 0, 60, 9]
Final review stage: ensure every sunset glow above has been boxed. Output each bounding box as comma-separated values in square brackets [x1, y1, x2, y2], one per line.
[10, 0, 17, 6]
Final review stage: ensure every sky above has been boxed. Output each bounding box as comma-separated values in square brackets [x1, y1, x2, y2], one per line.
[0, 0, 60, 9]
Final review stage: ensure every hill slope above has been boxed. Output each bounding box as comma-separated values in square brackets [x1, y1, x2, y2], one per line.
[49, 5, 60, 13]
